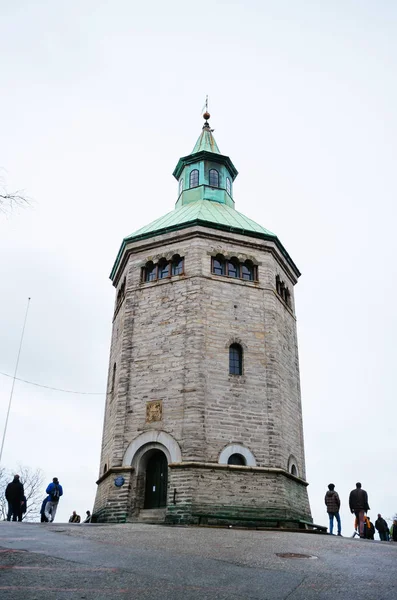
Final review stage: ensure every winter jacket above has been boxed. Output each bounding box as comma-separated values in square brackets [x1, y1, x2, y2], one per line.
[390, 525, 397, 542]
[46, 482, 63, 502]
[325, 490, 341, 513]
[5, 478, 24, 503]
[40, 497, 50, 515]
[364, 517, 375, 540]
[375, 517, 389, 534]
[349, 488, 369, 512]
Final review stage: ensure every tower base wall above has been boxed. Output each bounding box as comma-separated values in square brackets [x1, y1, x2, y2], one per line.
[93, 463, 311, 526]
[166, 464, 311, 527]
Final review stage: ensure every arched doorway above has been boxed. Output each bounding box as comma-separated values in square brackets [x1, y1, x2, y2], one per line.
[144, 450, 168, 509]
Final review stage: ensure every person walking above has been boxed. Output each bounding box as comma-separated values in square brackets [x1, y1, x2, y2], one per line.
[5, 474, 24, 522]
[324, 483, 342, 536]
[349, 482, 370, 538]
[375, 514, 390, 541]
[44, 477, 63, 522]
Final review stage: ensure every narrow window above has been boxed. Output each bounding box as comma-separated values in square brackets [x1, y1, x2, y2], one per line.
[228, 453, 246, 466]
[171, 255, 184, 276]
[212, 255, 225, 276]
[144, 261, 157, 282]
[291, 464, 298, 476]
[241, 261, 254, 281]
[227, 259, 239, 278]
[111, 363, 116, 395]
[179, 178, 184, 195]
[226, 177, 231, 195]
[158, 259, 170, 279]
[276, 275, 281, 295]
[209, 169, 219, 187]
[189, 169, 199, 188]
[229, 343, 243, 375]
[103, 463, 107, 474]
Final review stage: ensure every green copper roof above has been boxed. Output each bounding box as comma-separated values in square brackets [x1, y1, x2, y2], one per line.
[109, 201, 297, 281]
[127, 201, 275, 240]
[192, 123, 220, 154]
[110, 114, 300, 281]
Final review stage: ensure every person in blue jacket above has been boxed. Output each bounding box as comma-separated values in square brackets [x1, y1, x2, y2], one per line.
[40, 496, 51, 522]
[44, 477, 63, 522]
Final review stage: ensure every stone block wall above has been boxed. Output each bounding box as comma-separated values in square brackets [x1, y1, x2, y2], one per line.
[94, 225, 311, 523]
[166, 464, 311, 525]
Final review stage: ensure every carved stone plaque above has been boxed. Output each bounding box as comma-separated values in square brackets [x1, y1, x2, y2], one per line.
[146, 400, 162, 423]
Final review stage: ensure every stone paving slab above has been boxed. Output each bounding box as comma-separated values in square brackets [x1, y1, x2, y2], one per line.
[0, 522, 396, 599]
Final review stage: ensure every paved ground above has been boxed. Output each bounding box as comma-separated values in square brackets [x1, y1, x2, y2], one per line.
[0, 522, 396, 599]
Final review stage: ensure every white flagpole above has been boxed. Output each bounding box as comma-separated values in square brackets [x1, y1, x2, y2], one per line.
[0, 297, 31, 465]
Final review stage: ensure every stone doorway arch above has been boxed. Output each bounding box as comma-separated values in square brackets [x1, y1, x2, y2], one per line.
[124, 432, 181, 516]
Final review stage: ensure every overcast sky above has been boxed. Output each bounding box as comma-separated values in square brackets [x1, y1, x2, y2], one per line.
[1, 1, 396, 532]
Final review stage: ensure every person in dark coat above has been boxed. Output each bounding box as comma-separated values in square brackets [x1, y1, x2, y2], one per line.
[375, 514, 390, 541]
[349, 482, 370, 538]
[324, 483, 342, 536]
[5, 474, 24, 522]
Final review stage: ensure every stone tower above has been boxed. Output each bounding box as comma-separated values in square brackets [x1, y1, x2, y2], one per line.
[93, 113, 312, 526]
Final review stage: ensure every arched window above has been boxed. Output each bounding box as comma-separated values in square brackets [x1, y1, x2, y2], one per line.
[227, 258, 239, 278]
[227, 453, 246, 466]
[226, 177, 231, 195]
[179, 178, 184, 195]
[171, 255, 184, 276]
[288, 455, 299, 477]
[241, 261, 254, 281]
[229, 343, 243, 375]
[189, 169, 199, 188]
[209, 169, 219, 187]
[158, 258, 170, 279]
[144, 261, 157, 282]
[212, 254, 225, 276]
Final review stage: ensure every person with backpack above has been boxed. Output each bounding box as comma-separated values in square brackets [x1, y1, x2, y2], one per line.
[44, 477, 63, 522]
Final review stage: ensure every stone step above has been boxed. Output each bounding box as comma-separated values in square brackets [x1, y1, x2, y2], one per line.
[137, 508, 166, 523]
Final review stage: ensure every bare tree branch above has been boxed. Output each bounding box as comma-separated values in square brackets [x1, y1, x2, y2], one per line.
[0, 171, 30, 215]
[0, 191, 30, 215]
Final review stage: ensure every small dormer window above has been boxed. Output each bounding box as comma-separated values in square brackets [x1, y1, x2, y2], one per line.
[179, 178, 184, 195]
[226, 177, 231, 195]
[209, 169, 219, 187]
[189, 169, 199, 188]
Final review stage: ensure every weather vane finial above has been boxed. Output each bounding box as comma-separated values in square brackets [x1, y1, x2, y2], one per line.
[202, 95, 210, 121]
